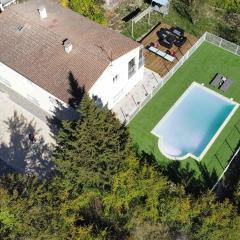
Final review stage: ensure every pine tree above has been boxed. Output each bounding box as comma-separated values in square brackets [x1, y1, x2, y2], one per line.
[55, 94, 132, 190]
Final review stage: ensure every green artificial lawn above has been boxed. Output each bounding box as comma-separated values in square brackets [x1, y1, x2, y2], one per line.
[129, 42, 240, 187]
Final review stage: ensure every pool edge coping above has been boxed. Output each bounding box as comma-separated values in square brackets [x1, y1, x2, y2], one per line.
[151, 81, 239, 161]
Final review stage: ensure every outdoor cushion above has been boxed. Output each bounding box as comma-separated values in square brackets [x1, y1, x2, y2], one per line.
[210, 73, 224, 87]
[159, 38, 173, 49]
[174, 36, 187, 47]
[170, 26, 185, 37]
[157, 28, 168, 39]
[219, 79, 232, 92]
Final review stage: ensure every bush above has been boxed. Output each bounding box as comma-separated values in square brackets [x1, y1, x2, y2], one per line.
[69, 0, 107, 25]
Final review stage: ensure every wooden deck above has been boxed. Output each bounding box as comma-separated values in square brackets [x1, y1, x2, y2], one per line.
[141, 23, 198, 77]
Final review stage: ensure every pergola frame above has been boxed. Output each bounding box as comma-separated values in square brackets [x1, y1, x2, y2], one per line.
[131, 6, 153, 39]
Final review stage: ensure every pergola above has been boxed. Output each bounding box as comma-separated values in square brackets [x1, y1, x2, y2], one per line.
[131, 0, 170, 39]
[131, 6, 153, 39]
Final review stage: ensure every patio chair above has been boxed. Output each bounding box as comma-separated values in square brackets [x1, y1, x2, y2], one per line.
[174, 36, 187, 47]
[170, 26, 185, 37]
[157, 28, 168, 40]
[219, 79, 232, 92]
[146, 44, 175, 62]
[210, 73, 224, 87]
[159, 34, 175, 49]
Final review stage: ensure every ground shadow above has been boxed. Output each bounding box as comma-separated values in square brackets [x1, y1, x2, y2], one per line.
[47, 71, 84, 137]
[68, 72, 85, 109]
[216, 22, 240, 45]
[0, 157, 16, 176]
[0, 111, 53, 177]
[47, 71, 107, 138]
[215, 142, 240, 199]
[138, 150, 218, 195]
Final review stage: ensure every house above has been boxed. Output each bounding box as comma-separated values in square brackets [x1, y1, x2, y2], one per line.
[0, 0, 144, 119]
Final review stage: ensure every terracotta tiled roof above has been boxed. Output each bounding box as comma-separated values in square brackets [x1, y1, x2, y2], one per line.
[0, 0, 140, 103]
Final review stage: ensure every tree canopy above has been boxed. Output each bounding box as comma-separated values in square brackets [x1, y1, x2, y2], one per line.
[1, 93, 240, 239]
[60, 0, 107, 25]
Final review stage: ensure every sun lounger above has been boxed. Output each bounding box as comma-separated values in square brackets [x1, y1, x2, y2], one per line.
[210, 73, 224, 87]
[147, 45, 175, 62]
[219, 79, 232, 92]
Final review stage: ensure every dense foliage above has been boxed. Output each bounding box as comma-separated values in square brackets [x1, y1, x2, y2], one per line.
[171, 0, 205, 24]
[215, 0, 240, 14]
[1, 94, 240, 239]
[171, 0, 240, 44]
[60, 0, 107, 25]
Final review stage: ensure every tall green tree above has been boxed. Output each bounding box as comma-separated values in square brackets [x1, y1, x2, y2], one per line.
[0, 188, 18, 240]
[172, 0, 207, 24]
[2, 93, 240, 239]
[103, 155, 192, 238]
[190, 193, 240, 240]
[69, 0, 107, 25]
[55, 94, 132, 189]
[215, 0, 240, 14]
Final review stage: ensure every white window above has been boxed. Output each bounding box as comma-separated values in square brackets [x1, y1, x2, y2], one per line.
[128, 58, 136, 79]
[27, 94, 40, 106]
[0, 76, 11, 87]
[113, 74, 119, 83]
[139, 47, 144, 68]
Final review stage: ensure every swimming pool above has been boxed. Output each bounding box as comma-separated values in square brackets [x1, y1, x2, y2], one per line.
[151, 82, 238, 161]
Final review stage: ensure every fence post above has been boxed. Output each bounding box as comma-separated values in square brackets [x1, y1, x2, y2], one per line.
[235, 46, 239, 55]
[215, 154, 225, 171]
[204, 32, 207, 41]
[181, 56, 184, 64]
[219, 38, 223, 47]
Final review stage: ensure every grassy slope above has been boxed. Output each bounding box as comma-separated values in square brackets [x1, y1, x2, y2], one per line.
[119, 2, 239, 44]
[128, 42, 240, 181]
[121, 11, 162, 40]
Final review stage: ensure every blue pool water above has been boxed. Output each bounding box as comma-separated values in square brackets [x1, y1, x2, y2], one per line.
[152, 83, 238, 160]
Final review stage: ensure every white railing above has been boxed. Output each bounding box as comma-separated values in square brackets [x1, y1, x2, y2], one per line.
[124, 32, 240, 124]
[124, 32, 206, 124]
[206, 32, 240, 56]
[211, 145, 240, 192]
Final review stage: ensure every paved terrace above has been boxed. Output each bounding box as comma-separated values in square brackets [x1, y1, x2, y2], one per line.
[0, 82, 55, 176]
[112, 24, 198, 122]
[112, 68, 162, 122]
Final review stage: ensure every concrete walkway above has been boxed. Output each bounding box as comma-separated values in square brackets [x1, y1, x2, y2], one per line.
[112, 68, 163, 123]
[0, 82, 55, 176]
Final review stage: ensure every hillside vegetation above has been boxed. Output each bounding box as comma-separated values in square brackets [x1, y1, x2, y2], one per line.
[1, 94, 240, 239]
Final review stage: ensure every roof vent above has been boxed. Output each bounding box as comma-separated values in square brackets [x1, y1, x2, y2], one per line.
[63, 39, 72, 54]
[38, 6, 47, 19]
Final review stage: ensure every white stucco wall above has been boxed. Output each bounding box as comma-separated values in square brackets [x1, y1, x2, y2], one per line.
[0, 45, 144, 117]
[0, 62, 71, 118]
[88, 46, 144, 109]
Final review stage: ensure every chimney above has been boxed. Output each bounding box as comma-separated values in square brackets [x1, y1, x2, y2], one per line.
[63, 39, 72, 53]
[38, 6, 47, 19]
